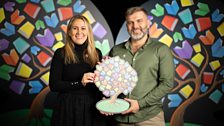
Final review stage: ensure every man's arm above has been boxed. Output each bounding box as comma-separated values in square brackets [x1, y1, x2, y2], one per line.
[138, 45, 174, 108]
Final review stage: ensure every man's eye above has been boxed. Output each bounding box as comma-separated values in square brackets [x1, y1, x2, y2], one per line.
[137, 20, 142, 23]
[127, 22, 132, 25]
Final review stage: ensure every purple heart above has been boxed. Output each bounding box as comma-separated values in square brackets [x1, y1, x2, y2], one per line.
[0, 39, 9, 51]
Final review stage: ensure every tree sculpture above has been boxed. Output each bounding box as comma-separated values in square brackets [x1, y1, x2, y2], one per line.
[94, 56, 138, 113]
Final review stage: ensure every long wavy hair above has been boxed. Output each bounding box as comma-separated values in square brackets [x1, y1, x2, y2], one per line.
[64, 15, 99, 67]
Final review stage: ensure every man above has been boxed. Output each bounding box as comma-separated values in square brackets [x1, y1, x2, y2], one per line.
[109, 6, 174, 126]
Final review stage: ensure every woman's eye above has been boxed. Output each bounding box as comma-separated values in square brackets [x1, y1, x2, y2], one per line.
[72, 27, 77, 30]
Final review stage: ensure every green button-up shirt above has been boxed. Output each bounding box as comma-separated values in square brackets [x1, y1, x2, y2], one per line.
[109, 38, 174, 123]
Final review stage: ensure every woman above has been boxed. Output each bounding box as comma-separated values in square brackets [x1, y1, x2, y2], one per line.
[49, 15, 105, 126]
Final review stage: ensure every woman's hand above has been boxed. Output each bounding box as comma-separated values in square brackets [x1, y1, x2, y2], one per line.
[100, 111, 114, 116]
[97, 56, 111, 64]
[81, 72, 95, 86]
[99, 97, 114, 116]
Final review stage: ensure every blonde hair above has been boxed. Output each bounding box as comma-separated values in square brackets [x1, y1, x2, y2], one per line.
[64, 15, 99, 67]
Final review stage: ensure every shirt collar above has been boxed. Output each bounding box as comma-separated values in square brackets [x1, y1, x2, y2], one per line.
[124, 36, 152, 50]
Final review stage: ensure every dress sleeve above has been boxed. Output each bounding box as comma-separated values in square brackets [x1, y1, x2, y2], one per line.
[108, 47, 114, 57]
[96, 48, 102, 60]
[49, 48, 84, 92]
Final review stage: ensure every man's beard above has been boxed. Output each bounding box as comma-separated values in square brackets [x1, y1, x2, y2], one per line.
[129, 26, 148, 41]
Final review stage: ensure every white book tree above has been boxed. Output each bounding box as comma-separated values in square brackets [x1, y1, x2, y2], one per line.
[94, 56, 138, 113]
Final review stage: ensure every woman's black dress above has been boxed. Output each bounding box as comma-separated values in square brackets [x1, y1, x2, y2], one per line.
[49, 43, 105, 126]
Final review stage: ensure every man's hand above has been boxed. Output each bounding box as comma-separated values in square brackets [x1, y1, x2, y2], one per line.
[122, 98, 139, 115]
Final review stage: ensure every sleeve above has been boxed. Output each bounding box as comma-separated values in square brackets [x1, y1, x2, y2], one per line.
[96, 48, 102, 60]
[49, 48, 84, 92]
[138, 45, 175, 108]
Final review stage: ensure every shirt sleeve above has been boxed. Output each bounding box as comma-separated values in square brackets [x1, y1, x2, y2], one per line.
[138, 45, 175, 108]
[49, 48, 84, 92]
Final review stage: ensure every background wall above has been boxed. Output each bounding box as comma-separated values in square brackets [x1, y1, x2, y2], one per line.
[0, 0, 224, 126]
[91, 0, 149, 39]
